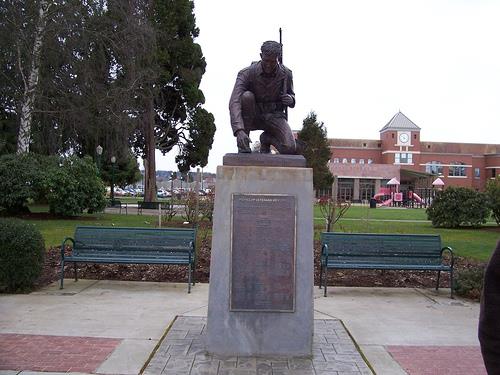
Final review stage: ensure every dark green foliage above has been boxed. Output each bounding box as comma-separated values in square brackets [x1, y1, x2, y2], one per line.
[41, 156, 107, 216]
[144, 0, 216, 173]
[453, 265, 485, 301]
[0, 218, 45, 292]
[175, 108, 216, 173]
[99, 152, 142, 189]
[426, 187, 490, 227]
[486, 176, 500, 225]
[0, 153, 106, 216]
[0, 153, 42, 214]
[297, 112, 333, 190]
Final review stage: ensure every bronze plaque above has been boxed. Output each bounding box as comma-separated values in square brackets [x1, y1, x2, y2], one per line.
[230, 194, 296, 312]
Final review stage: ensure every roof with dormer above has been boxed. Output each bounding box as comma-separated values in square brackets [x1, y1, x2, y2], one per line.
[380, 111, 421, 133]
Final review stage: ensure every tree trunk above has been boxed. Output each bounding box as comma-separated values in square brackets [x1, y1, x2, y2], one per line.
[17, 0, 50, 153]
[143, 97, 157, 202]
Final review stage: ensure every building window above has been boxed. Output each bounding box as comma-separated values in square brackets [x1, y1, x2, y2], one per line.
[449, 162, 466, 177]
[368, 159, 373, 164]
[360, 179, 375, 201]
[395, 153, 412, 164]
[493, 169, 497, 178]
[333, 158, 339, 164]
[392, 133, 395, 138]
[342, 158, 348, 164]
[338, 179, 354, 202]
[474, 168, 480, 178]
[425, 161, 443, 175]
[359, 159, 365, 164]
[363, 143, 367, 147]
[351, 158, 356, 164]
[414, 134, 417, 139]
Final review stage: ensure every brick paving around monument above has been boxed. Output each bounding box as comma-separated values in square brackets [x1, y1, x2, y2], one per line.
[143, 316, 373, 375]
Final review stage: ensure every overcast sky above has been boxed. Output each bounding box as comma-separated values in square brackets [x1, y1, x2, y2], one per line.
[151, 0, 500, 173]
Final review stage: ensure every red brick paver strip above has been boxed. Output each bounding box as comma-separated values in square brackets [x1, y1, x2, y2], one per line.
[0, 333, 121, 373]
[387, 345, 487, 375]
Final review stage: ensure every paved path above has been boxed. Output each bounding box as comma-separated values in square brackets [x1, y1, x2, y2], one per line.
[144, 317, 371, 375]
[0, 281, 487, 375]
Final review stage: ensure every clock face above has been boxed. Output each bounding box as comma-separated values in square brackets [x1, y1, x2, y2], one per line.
[399, 133, 409, 143]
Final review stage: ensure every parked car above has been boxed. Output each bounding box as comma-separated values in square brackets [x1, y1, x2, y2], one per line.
[157, 189, 172, 198]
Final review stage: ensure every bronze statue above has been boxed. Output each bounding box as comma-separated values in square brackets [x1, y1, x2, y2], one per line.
[229, 41, 298, 154]
[479, 240, 500, 374]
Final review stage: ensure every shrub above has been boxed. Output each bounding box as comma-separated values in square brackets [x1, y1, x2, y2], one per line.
[486, 176, 500, 225]
[453, 265, 485, 301]
[0, 218, 45, 292]
[426, 187, 490, 227]
[199, 191, 215, 222]
[41, 156, 107, 216]
[183, 191, 199, 224]
[0, 153, 42, 214]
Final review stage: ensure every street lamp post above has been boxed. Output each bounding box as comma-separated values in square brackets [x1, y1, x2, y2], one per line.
[170, 172, 176, 208]
[110, 156, 116, 205]
[96, 145, 103, 175]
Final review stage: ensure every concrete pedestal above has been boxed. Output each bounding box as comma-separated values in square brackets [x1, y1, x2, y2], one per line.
[206, 162, 314, 357]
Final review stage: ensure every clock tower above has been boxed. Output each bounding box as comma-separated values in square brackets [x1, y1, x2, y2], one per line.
[379, 111, 421, 165]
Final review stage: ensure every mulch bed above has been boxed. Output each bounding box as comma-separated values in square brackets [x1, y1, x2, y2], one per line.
[34, 224, 485, 300]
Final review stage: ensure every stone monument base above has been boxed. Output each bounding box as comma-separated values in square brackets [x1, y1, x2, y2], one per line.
[206, 155, 314, 357]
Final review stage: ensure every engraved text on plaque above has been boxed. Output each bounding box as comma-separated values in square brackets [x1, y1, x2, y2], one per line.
[230, 194, 296, 312]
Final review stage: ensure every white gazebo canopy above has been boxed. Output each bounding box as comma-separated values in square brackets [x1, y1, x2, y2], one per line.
[432, 177, 445, 186]
[387, 177, 400, 185]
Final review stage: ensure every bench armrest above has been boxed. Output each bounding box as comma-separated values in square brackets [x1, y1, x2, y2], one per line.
[321, 243, 329, 266]
[61, 237, 75, 259]
[188, 240, 195, 264]
[441, 246, 454, 269]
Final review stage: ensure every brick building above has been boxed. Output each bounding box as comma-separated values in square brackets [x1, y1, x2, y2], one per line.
[329, 112, 500, 202]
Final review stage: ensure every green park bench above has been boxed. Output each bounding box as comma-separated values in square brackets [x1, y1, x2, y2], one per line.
[107, 199, 127, 214]
[320, 233, 455, 298]
[60, 226, 196, 292]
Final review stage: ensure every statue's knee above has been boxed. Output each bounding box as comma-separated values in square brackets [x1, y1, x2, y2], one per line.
[241, 91, 255, 106]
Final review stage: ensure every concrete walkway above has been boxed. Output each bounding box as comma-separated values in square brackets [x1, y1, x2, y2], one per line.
[0, 281, 486, 375]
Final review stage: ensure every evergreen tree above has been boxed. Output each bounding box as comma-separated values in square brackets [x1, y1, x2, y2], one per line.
[131, 0, 216, 200]
[297, 112, 333, 190]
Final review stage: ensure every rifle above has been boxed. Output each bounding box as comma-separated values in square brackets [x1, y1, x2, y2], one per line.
[279, 27, 288, 120]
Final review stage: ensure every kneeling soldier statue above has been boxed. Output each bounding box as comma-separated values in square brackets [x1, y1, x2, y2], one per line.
[229, 41, 299, 154]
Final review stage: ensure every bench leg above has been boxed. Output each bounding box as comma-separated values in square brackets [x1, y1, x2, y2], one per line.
[319, 263, 323, 289]
[436, 270, 441, 291]
[60, 259, 65, 289]
[324, 268, 328, 297]
[450, 269, 454, 299]
[187, 263, 192, 294]
[74, 262, 78, 282]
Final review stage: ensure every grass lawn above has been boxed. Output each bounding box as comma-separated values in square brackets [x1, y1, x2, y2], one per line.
[315, 205, 427, 221]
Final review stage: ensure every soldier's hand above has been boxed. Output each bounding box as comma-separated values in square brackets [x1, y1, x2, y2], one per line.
[281, 94, 294, 107]
[236, 130, 251, 153]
